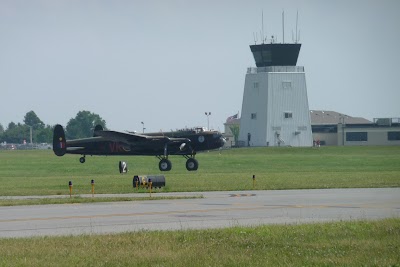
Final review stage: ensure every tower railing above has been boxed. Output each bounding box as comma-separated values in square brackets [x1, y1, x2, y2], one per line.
[247, 66, 304, 74]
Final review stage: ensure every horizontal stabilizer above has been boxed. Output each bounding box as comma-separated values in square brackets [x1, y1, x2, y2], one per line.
[67, 136, 105, 145]
[66, 147, 86, 151]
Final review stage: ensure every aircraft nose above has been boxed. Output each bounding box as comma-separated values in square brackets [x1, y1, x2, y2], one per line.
[212, 133, 226, 148]
[219, 136, 226, 147]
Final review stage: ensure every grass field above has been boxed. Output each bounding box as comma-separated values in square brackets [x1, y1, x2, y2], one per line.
[0, 146, 399, 196]
[0, 218, 399, 266]
[1, 147, 399, 266]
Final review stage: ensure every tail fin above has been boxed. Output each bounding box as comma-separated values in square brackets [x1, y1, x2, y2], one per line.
[93, 124, 104, 137]
[53, 124, 66, 156]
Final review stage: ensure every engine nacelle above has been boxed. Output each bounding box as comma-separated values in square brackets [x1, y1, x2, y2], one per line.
[179, 143, 186, 151]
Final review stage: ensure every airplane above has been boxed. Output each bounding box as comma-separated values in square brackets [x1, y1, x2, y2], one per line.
[53, 124, 226, 171]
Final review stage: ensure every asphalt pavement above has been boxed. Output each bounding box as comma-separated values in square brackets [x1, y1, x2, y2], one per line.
[0, 188, 399, 238]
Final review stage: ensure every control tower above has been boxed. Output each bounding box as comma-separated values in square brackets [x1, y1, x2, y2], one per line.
[238, 41, 313, 147]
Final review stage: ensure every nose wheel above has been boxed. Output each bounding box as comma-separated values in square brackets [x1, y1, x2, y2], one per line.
[79, 156, 86, 163]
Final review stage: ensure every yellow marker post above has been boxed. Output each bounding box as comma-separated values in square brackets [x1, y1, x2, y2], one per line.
[69, 181, 73, 198]
[148, 178, 153, 197]
[141, 176, 147, 188]
[91, 179, 95, 197]
[252, 175, 256, 189]
[133, 176, 139, 191]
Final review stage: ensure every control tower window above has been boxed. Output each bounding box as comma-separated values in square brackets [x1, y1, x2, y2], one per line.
[253, 82, 259, 89]
[251, 113, 257, 119]
[282, 81, 292, 89]
[284, 112, 293, 119]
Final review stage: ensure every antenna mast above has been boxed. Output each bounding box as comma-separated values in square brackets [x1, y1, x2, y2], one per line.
[282, 10, 285, 44]
[295, 10, 299, 44]
[262, 10, 264, 44]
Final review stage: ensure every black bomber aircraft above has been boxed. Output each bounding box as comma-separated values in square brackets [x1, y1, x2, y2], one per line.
[53, 124, 226, 171]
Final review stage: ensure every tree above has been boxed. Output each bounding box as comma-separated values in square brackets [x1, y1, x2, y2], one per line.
[7, 122, 16, 130]
[2, 123, 29, 144]
[66, 111, 107, 139]
[0, 123, 4, 142]
[229, 124, 240, 145]
[1, 112, 52, 144]
[35, 125, 53, 143]
[24, 111, 44, 130]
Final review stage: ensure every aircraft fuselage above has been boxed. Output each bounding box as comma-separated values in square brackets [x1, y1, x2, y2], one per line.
[53, 125, 225, 171]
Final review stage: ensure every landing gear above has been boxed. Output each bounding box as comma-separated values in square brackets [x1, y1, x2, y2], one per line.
[159, 158, 172, 171]
[158, 143, 172, 171]
[79, 156, 86, 163]
[185, 158, 198, 171]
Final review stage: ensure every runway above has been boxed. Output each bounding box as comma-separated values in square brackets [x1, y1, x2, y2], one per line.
[1, 188, 399, 238]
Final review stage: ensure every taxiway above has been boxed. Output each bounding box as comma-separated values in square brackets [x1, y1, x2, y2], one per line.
[0, 188, 399, 238]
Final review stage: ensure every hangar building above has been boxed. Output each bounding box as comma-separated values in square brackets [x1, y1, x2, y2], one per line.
[310, 111, 400, 146]
[224, 111, 400, 147]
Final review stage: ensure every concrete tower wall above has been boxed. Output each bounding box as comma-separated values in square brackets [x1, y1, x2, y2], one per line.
[239, 72, 268, 146]
[239, 67, 313, 147]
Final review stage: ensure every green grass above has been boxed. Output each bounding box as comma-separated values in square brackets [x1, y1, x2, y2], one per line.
[0, 218, 399, 266]
[0, 146, 399, 196]
[1, 148, 399, 266]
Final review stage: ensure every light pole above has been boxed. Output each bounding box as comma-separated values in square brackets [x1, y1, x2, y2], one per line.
[141, 121, 145, 133]
[340, 116, 345, 146]
[28, 125, 33, 148]
[204, 112, 211, 130]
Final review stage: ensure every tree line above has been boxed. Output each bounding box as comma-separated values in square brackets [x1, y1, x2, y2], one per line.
[0, 110, 107, 144]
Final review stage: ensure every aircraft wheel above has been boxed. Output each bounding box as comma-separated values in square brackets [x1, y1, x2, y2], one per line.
[159, 159, 172, 171]
[79, 157, 86, 163]
[186, 158, 198, 171]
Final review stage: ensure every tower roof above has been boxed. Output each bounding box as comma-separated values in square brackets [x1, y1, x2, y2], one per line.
[250, 43, 301, 67]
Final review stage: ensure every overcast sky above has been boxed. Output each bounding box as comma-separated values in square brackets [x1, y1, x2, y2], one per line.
[1, 0, 399, 132]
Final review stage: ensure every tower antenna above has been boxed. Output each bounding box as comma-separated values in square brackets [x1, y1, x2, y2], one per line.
[295, 10, 298, 43]
[262, 10, 265, 44]
[282, 10, 285, 44]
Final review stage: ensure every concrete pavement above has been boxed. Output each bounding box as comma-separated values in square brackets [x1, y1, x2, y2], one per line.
[1, 188, 399, 238]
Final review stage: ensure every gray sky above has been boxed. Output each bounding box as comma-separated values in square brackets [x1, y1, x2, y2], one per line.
[1, 0, 399, 132]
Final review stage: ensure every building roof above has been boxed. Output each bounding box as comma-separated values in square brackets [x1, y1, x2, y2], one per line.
[224, 110, 372, 126]
[225, 118, 240, 125]
[310, 110, 371, 125]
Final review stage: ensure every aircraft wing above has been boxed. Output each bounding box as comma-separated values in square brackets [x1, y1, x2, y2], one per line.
[95, 130, 170, 144]
[96, 130, 191, 146]
[167, 137, 191, 143]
